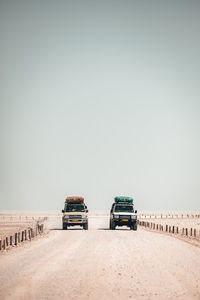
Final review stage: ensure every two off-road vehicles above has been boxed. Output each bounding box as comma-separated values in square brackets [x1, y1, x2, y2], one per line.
[62, 197, 88, 230]
[110, 196, 137, 230]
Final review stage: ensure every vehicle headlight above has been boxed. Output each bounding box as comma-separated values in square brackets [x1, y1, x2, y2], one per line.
[114, 215, 119, 219]
[131, 215, 137, 219]
[63, 215, 69, 219]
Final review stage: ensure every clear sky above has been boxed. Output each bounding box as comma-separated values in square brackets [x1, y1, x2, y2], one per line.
[0, 0, 200, 211]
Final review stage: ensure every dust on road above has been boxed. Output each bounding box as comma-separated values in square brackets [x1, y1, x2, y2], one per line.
[0, 216, 200, 300]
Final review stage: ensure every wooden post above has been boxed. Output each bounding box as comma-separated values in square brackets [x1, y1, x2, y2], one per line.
[166, 225, 168, 232]
[31, 228, 34, 238]
[6, 237, 9, 247]
[176, 227, 179, 234]
[21, 231, 24, 242]
[41, 224, 43, 233]
[25, 230, 27, 240]
[10, 236, 12, 246]
[169, 226, 171, 233]
[28, 229, 31, 240]
[0, 240, 2, 251]
[3, 239, 6, 250]
[172, 226, 175, 234]
[182, 228, 184, 235]
[15, 233, 18, 245]
[190, 228, 192, 236]
[18, 232, 20, 243]
[194, 229, 196, 237]
[186, 228, 188, 236]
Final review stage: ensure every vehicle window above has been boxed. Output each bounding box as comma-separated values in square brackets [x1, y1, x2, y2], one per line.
[114, 205, 133, 212]
[66, 205, 85, 212]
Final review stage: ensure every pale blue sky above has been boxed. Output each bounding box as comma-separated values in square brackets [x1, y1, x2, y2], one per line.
[0, 0, 200, 211]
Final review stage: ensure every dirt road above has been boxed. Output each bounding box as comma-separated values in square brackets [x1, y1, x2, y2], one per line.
[0, 216, 200, 300]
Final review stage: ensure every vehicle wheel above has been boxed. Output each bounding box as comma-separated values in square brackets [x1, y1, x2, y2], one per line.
[110, 221, 115, 230]
[133, 222, 137, 231]
[83, 222, 88, 230]
[63, 223, 67, 230]
[109, 220, 112, 229]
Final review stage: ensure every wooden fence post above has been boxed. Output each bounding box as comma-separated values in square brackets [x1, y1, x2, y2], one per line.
[176, 227, 179, 234]
[15, 233, 18, 245]
[6, 237, 9, 247]
[186, 228, 188, 236]
[0, 240, 2, 251]
[169, 226, 171, 233]
[10, 236, 12, 246]
[166, 225, 168, 232]
[194, 229, 196, 237]
[28, 229, 31, 240]
[18, 232, 20, 243]
[172, 226, 175, 234]
[21, 231, 24, 242]
[190, 228, 192, 236]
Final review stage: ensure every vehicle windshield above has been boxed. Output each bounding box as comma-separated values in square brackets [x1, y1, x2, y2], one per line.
[65, 204, 85, 212]
[114, 205, 134, 212]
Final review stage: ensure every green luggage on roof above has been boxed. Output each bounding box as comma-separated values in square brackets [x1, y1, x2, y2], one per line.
[114, 196, 133, 203]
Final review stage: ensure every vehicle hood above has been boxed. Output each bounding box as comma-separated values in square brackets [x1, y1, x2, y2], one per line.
[113, 212, 137, 216]
[63, 212, 87, 216]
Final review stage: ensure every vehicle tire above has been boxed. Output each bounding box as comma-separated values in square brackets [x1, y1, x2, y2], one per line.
[133, 222, 137, 231]
[83, 222, 88, 230]
[109, 220, 112, 230]
[63, 223, 67, 230]
[110, 221, 115, 230]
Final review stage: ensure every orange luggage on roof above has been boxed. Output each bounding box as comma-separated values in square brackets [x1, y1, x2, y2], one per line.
[65, 196, 84, 203]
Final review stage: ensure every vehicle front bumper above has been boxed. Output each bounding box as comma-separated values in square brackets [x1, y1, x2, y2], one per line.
[113, 217, 137, 226]
[63, 219, 88, 225]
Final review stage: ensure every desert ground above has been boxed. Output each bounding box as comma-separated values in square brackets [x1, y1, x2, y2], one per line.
[0, 213, 200, 300]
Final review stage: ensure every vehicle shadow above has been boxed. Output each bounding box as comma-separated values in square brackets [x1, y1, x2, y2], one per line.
[98, 228, 131, 231]
[51, 228, 84, 231]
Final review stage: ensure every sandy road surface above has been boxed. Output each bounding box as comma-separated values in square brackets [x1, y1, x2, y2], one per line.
[0, 216, 200, 300]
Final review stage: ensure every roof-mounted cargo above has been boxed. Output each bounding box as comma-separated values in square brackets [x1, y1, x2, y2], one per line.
[114, 196, 133, 203]
[65, 196, 84, 204]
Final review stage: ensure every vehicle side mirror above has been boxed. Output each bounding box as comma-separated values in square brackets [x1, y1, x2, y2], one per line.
[62, 209, 64, 213]
[135, 210, 137, 213]
[86, 209, 88, 213]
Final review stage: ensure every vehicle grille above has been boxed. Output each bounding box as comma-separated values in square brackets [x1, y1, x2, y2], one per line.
[119, 215, 130, 219]
[69, 215, 82, 219]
